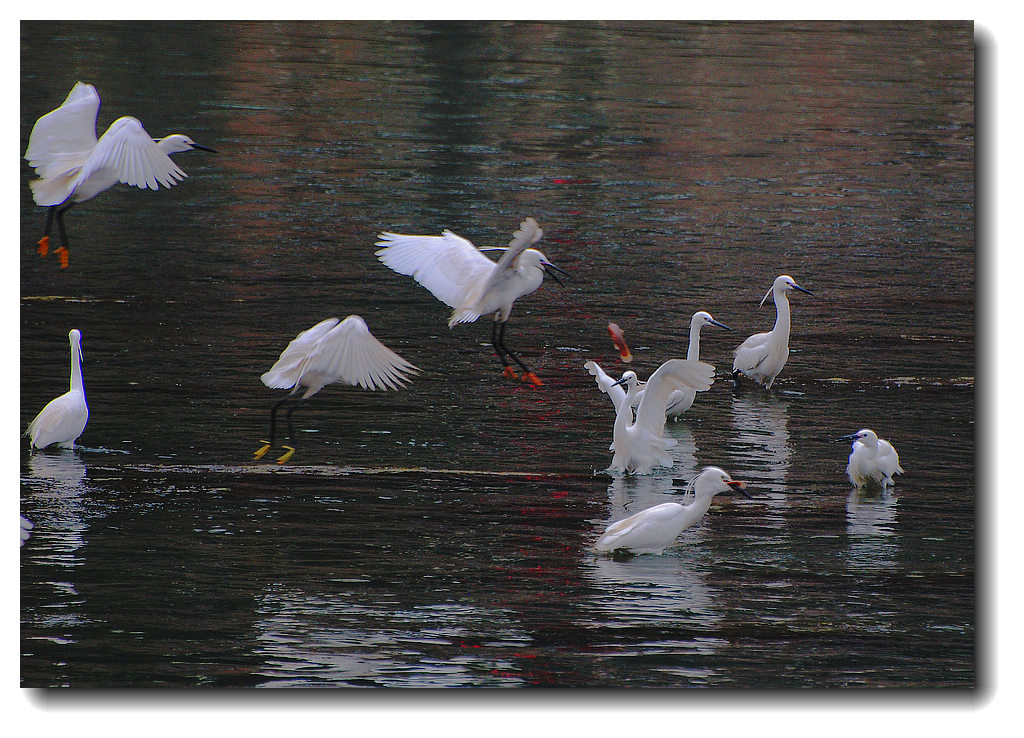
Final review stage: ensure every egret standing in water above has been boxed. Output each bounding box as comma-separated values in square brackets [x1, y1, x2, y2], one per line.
[665, 311, 731, 418]
[607, 359, 715, 475]
[24, 81, 215, 268]
[732, 275, 813, 389]
[255, 315, 418, 464]
[838, 428, 904, 488]
[27, 329, 88, 450]
[374, 217, 567, 386]
[595, 467, 750, 555]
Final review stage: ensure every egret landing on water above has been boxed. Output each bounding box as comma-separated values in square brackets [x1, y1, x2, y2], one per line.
[27, 329, 89, 450]
[374, 217, 567, 386]
[607, 359, 715, 475]
[254, 315, 418, 464]
[838, 429, 904, 489]
[732, 275, 813, 389]
[24, 81, 215, 268]
[595, 467, 750, 555]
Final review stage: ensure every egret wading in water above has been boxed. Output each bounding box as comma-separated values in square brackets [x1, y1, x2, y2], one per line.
[27, 329, 89, 450]
[607, 359, 715, 475]
[255, 315, 418, 464]
[374, 217, 567, 386]
[838, 428, 904, 488]
[595, 466, 750, 555]
[732, 275, 813, 389]
[24, 81, 215, 268]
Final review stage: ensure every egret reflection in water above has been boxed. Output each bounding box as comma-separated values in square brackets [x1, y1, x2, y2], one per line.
[846, 488, 900, 571]
[728, 392, 792, 497]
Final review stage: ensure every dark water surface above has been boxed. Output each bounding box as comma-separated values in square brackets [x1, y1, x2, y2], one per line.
[20, 21, 974, 688]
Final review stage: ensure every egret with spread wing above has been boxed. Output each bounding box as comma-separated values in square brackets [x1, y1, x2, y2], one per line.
[254, 316, 418, 464]
[374, 217, 566, 386]
[24, 81, 215, 268]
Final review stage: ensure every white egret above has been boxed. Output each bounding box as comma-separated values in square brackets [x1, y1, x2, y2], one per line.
[595, 466, 750, 555]
[24, 81, 215, 268]
[21, 516, 34, 547]
[732, 275, 813, 389]
[838, 429, 904, 488]
[584, 360, 634, 416]
[374, 217, 567, 386]
[608, 359, 715, 475]
[27, 329, 89, 450]
[255, 315, 418, 464]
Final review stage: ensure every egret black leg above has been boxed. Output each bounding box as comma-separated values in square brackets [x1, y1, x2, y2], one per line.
[497, 321, 543, 386]
[254, 391, 299, 460]
[491, 320, 513, 374]
[36, 207, 57, 257]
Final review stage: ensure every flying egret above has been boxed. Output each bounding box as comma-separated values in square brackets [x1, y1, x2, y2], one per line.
[607, 359, 715, 475]
[27, 329, 89, 450]
[838, 429, 904, 488]
[254, 315, 418, 464]
[24, 81, 216, 268]
[732, 275, 813, 389]
[595, 466, 750, 555]
[374, 217, 567, 386]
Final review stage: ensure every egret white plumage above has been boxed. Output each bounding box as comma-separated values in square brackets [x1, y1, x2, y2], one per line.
[595, 466, 749, 555]
[255, 315, 418, 464]
[732, 275, 813, 389]
[27, 329, 89, 450]
[838, 428, 904, 488]
[24, 81, 215, 268]
[374, 217, 567, 386]
[607, 359, 715, 475]
[21, 516, 34, 547]
[664, 311, 730, 418]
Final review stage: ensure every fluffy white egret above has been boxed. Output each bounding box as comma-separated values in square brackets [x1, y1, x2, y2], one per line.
[838, 429, 904, 488]
[27, 329, 89, 450]
[732, 275, 813, 389]
[608, 359, 715, 475]
[255, 315, 418, 464]
[24, 81, 215, 268]
[374, 217, 567, 386]
[595, 466, 750, 555]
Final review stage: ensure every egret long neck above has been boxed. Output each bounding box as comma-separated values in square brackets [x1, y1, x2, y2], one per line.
[772, 290, 793, 342]
[70, 341, 85, 396]
[686, 322, 702, 361]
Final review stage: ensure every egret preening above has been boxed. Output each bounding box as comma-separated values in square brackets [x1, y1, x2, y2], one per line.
[595, 466, 750, 555]
[838, 429, 904, 488]
[27, 329, 89, 450]
[24, 81, 216, 268]
[255, 315, 418, 464]
[374, 217, 567, 386]
[732, 275, 813, 389]
[608, 359, 715, 475]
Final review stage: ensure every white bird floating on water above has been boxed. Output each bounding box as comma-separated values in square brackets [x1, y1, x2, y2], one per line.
[24, 81, 215, 268]
[255, 315, 418, 465]
[374, 217, 567, 386]
[595, 466, 750, 555]
[587, 311, 729, 420]
[606, 359, 715, 475]
[27, 329, 89, 450]
[838, 428, 904, 489]
[732, 274, 813, 389]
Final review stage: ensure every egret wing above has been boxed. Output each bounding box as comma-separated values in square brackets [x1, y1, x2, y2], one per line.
[375, 229, 496, 310]
[27, 392, 89, 448]
[80, 117, 187, 191]
[634, 359, 715, 435]
[585, 360, 628, 413]
[732, 331, 771, 372]
[25, 82, 101, 178]
[595, 503, 679, 552]
[490, 217, 543, 274]
[261, 318, 341, 389]
[303, 315, 418, 390]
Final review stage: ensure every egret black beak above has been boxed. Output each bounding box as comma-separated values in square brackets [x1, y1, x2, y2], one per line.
[612, 376, 629, 388]
[542, 262, 569, 287]
[726, 480, 753, 498]
[190, 143, 218, 153]
[711, 319, 732, 331]
[793, 284, 813, 296]
[834, 433, 860, 442]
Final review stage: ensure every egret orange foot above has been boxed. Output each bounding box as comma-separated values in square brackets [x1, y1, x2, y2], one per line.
[523, 371, 544, 387]
[253, 442, 271, 460]
[502, 366, 518, 378]
[276, 446, 296, 464]
[55, 246, 69, 269]
[37, 236, 50, 257]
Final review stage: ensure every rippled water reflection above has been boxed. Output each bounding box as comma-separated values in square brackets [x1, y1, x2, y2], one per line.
[21, 20, 973, 688]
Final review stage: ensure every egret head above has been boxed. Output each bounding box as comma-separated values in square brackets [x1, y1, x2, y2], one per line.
[523, 248, 569, 286]
[611, 370, 639, 391]
[836, 429, 878, 446]
[156, 134, 217, 154]
[692, 311, 731, 331]
[687, 466, 751, 498]
[760, 275, 813, 306]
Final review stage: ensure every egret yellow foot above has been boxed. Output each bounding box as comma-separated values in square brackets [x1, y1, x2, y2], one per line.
[276, 446, 296, 465]
[502, 366, 518, 378]
[253, 441, 271, 460]
[55, 246, 69, 269]
[523, 371, 544, 387]
[37, 236, 50, 257]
